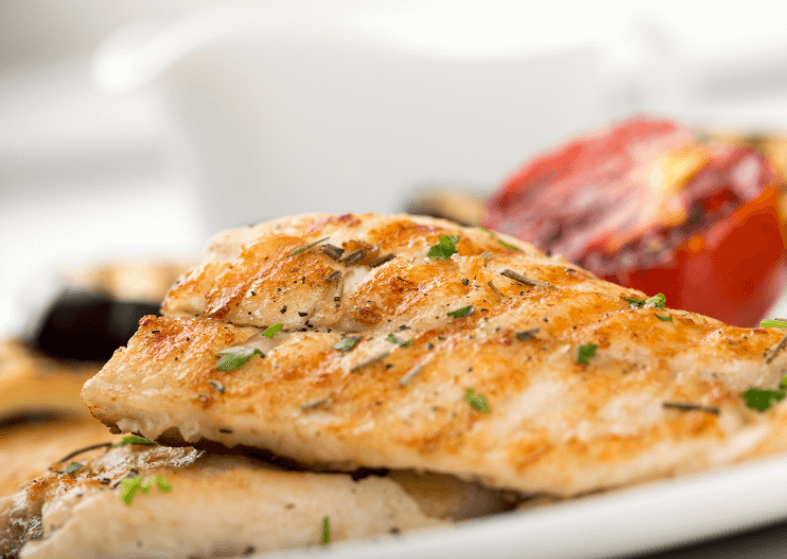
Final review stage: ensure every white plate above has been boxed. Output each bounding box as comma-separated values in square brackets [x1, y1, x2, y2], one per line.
[258, 454, 787, 559]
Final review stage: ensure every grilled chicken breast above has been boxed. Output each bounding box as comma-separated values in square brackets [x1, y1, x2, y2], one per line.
[83, 213, 787, 497]
[0, 444, 450, 559]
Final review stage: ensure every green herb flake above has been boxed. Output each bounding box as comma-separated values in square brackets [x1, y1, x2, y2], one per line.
[215, 347, 263, 371]
[577, 344, 598, 365]
[780, 374, 787, 389]
[623, 297, 646, 307]
[321, 516, 331, 547]
[332, 336, 361, 352]
[761, 319, 787, 328]
[262, 323, 284, 338]
[154, 476, 172, 493]
[120, 476, 142, 504]
[741, 387, 787, 411]
[64, 462, 83, 474]
[113, 435, 157, 447]
[497, 239, 521, 251]
[120, 475, 172, 505]
[464, 388, 490, 413]
[478, 226, 491, 233]
[447, 305, 474, 319]
[655, 314, 673, 322]
[386, 333, 413, 347]
[645, 293, 667, 309]
[427, 235, 460, 260]
[289, 236, 329, 256]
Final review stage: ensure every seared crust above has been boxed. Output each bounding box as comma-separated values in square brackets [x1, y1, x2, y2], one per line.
[83, 213, 787, 496]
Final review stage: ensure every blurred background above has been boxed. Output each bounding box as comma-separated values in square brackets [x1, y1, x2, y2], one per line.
[4, 0, 787, 335]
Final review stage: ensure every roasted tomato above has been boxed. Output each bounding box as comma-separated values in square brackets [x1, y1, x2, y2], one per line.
[484, 117, 787, 327]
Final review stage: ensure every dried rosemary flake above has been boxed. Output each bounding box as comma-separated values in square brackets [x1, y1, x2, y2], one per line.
[333, 336, 361, 352]
[500, 269, 553, 288]
[662, 402, 720, 415]
[349, 352, 390, 373]
[321, 244, 345, 261]
[398, 364, 425, 387]
[326, 270, 342, 283]
[334, 274, 344, 302]
[369, 253, 396, 268]
[208, 379, 226, 394]
[289, 236, 330, 256]
[766, 334, 787, 364]
[386, 333, 412, 347]
[300, 396, 330, 410]
[515, 328, 540, 342]
[487, 280, 504, 303]
[341, 248, 366, 266]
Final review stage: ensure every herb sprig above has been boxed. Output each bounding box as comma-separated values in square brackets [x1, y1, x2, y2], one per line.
[289, 236, 329, 256]
[577, 344, 598, 365]
[447, 305, 474, 318]
[120, 475, 172, 505]
[386, 334, 413, 347]
[465, 389, 490, 413]
[427, 235, 459, 260]
[215, 347, 264, 371]
[113, 435, 157, 447]
[262, 324, 283, 338]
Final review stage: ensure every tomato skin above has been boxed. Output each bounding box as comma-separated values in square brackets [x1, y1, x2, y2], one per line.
[607, 187, 787, 326]
[485, 117, 787, 327]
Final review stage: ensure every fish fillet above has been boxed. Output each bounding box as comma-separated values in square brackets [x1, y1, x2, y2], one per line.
[83, 213, 787, 496]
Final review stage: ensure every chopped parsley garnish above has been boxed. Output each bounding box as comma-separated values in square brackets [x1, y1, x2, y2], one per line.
[464, 388, 490, 413]
[427, 235, 459, 260]
[64, 462, 83, 474]
[624, 293, 666, 309]
[386, 334, 412, 347]
[215, 347, 263, 371]
[262, 323, 284, 338]
[478, 226, 491, 233]
[321, 516, 331, 547]
[761, 319, 787, 328]
[289, 236, 329, 256]
[741, 387, 787, 411]
[646, 293, 666, 309]
[113, 435, 157, 447]
[332, 336, 361, 352]
[655, 314, 673, 322]
[577, 344, 598, 365]
[120, 475, 171, 505]
[447, 305, 474, 318]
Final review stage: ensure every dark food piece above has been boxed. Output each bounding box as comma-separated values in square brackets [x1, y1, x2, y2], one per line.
[25, 288, 159, 361]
